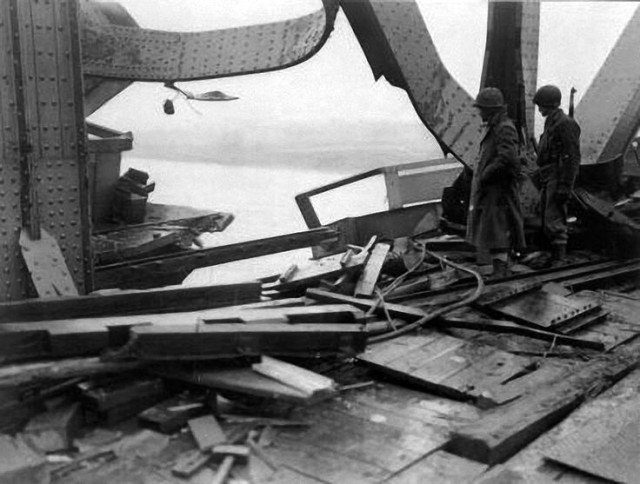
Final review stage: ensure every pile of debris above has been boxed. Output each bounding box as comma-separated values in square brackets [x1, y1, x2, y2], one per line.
[1, 233, 639, 482]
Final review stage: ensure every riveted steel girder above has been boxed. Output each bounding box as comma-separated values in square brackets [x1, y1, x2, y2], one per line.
[342, 0, 485, 167]
[0, 0, 93, 301]
[576, 6, 640, 164]
[79, 0, 339, 82]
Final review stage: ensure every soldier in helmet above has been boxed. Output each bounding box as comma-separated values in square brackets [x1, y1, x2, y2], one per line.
[533, 84, 581, 263]
[467, 87, 526, 276]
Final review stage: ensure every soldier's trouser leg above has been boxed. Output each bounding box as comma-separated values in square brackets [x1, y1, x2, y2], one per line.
[541, 176, 568, 247]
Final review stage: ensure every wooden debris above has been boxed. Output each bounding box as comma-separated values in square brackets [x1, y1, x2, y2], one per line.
[188, 415, 226, 451]
[171, 449, 212, 478]
[354, 242, 391, 296]
[138, 395, 207, 434]
[252, 356, 337, 399]
[201, 304, 366, 325]
[264, 249, 369, 292]
[278, 264, 298, 283]
[23, 402, 82, 453]
[358, 332, 532, 407]
[211, 444, 250, 464]
[0, 357, 144, 388]
[0, 282, 261, 323]
[82, 377, 166, 425]
[83, 378, 165, 411]
[448, 337, 640, 464]
[132, 322, 367, 360]
[157, 367, 316, 404]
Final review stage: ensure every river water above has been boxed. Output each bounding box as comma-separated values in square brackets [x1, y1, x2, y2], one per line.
[123, 150, 442, 285]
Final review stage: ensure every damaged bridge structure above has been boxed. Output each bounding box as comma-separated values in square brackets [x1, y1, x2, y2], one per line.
[1, 1, 640, 483]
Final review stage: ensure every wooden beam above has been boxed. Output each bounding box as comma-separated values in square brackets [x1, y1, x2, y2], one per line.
[447, 337, 640, 464]
[131, 322, 367, 360]
[0, 282, 260, 322]
[0, 357, 144, 388]
[94, 227, 339, 289]
[355, 242, 391, 296]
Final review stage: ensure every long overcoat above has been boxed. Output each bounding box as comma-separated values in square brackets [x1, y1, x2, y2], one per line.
[466, 110, 526, 252]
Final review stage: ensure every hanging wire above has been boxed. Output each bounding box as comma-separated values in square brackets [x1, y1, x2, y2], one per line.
[369, 248, 484, 344]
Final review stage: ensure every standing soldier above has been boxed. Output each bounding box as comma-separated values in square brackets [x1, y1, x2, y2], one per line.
[533, 85, 581, 263]
[467, 87, 526, 276]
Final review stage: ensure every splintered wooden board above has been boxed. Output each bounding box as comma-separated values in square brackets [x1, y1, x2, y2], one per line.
[357, 332, 531, 407]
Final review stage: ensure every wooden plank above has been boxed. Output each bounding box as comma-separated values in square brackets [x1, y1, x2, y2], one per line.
[188, 415, 226, 451]
[94, 227, 339, 290]
[477, 370, 640, 483]
[132, 322, 367, 360]
[355, 242, 391, 296]
[0, 282, 261, 322]
[19, 229, 78, 297]
[386, 450, 487, 483]
[265, 250, 367, 293]
[156, 367, 315, 403]
[202, 304, 365, 325]
[0, 357, 144, 388]
[138, 396, 207, 434]
[82, 378, 165, 411]
[252, 356, 337, 398]
[359, 334, 531, 406]
[171, 449, 211, 478]
[448, 337, 640, 464]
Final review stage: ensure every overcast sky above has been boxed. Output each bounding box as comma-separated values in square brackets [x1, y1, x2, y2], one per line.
[90, 1, 638, 137]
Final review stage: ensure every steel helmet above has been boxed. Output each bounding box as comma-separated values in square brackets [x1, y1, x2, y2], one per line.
[533, 85, 562, 107]
[473, 87, 505, 108]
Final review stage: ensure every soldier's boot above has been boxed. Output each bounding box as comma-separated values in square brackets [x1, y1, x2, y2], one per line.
[550, 243, 567, 267]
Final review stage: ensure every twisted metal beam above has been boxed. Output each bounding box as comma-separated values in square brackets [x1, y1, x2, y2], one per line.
[79, 0, 339, 81]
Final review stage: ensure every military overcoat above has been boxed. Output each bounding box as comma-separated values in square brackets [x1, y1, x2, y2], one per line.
[466, 110, 526, 251]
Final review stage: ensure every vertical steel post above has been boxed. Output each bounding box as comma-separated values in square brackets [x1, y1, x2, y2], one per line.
[0, 0, 93, 300]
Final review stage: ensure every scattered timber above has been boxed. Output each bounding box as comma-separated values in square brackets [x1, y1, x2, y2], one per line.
[156, 366, 324, 404]
[0, 282, 261, 322]
[358, 332, 532, 407]
[94, 227, 339, 289]
[131, 322, 367, 360]
[354, 242, 391, 296]
[252, 356, 337, 399]
[447, 337, 640, 464]
[0, 357, 144, 388]
[188, 415, 226, 451]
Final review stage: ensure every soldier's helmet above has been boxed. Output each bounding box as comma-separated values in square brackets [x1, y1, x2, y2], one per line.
[473, 87, 505, 108]
[533, 85, 562, 107]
